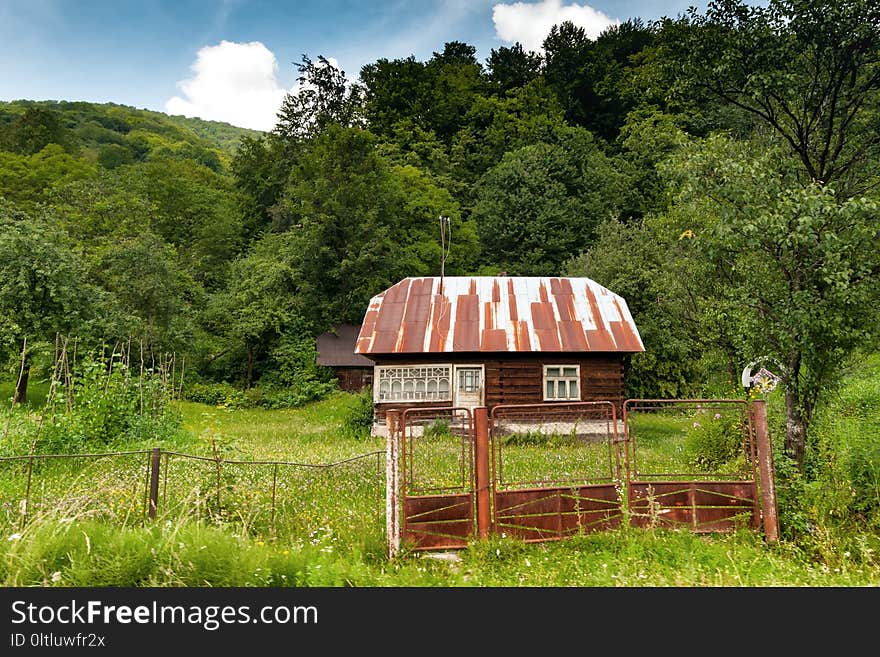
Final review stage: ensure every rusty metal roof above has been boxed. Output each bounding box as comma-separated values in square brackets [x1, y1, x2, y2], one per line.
[316, 325, 375, 367]
[355, 277, 644, 355]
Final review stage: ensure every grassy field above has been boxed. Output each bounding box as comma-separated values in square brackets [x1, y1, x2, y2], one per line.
[0, 359, 878, 587]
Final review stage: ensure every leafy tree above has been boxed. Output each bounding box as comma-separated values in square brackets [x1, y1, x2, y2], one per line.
[566, 217, 703, 398]
[542, 21, 593, 127]
[663, 0, 880, 197]
[422, 42, 487, 143]
[485, 43, 544, 95]
[93, 231, 193, 353]
[451, 79, 567, 183]
[661, 134, 880, 470]
[0, 107, 79, 155]
[97, 143, 135, 169]
[360, 56, 432, 139]
[471, 128, 625, 275]
[0, 145, 96, 207]
[270, 125, 476, 330]
[205, 232, 299, 387]
[231, 134, 291, 238]
[0, 202, 96, 404]
[274, 55, 365, 143]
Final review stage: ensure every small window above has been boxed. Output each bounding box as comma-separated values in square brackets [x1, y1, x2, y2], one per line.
[543, 364, 580, 401]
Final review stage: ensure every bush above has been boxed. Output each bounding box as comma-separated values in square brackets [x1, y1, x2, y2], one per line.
[341, 389, 374, 440]
[37, 354, 180, 452]
[182, 381, 246, 408]
[182, 380, 336, 410]
[684, 410, 745, 471]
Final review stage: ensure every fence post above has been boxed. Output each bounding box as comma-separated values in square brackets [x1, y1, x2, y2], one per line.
[474, 406, 491, 540]
[386, 410, 401, 559]
[148, 447, 161, 520]
[751, 400, 779, 542]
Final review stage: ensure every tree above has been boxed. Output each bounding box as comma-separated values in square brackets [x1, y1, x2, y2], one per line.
[0, 202, 95, 404]
[664, 0, 880, 197]
[274, 55, 365, 143]
[94, 231, 192, 353]
[485, 43, 544, 95]
[206, 232, 300, 387]
[471, 128, 625, 275]
[566, 217, 704, 399]
[661, 134, 880, 470]
[423, 42, 487, 142]
[0, 107, 79, 155]
[0, 145, 96, 207]
[359, 56, 432, 139]
[270, 125, 476, 331]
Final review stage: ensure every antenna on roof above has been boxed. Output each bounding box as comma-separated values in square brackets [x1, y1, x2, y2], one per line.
[439, 215, 451, 296]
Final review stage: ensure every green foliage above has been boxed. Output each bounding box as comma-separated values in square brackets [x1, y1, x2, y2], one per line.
[0, 145, 97, 206]
[683, 411, 745, 471]
[663, 0, 880, 196]
[340, 388, 375, 440]
[0, 203, 97, 351]
[36, 353, 181, 453]
[0, 107, 79, 155]
[661, 133, 880, 467]
[181, 381, 247, 408]
[473, 128, 626, 275]
[270, 124, 475, 329]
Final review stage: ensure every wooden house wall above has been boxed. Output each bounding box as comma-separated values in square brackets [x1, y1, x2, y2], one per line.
[333, 367, 373, 392]
[370, 353, 625, 421]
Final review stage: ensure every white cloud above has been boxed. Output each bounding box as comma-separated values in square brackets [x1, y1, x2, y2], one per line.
[165, 40, 293, 131]
[492, 0, 619, 52]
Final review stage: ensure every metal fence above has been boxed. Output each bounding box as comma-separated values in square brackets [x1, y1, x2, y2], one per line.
[0, 448, 386, 544]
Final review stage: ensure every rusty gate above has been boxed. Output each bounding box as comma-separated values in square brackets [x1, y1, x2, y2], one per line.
[385, 400, 778, 556]
[490, 401, 623, 542]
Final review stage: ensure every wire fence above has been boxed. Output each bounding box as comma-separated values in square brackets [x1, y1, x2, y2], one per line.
[0, 448, 386, 544]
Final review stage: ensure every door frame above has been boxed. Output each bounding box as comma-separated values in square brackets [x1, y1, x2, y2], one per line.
[453, 364, 485, 409]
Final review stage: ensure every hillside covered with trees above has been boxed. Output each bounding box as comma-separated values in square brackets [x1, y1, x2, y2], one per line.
[2, 0, 878, 487]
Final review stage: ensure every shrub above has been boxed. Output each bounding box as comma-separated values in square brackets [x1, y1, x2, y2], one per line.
[341, 389, 374, 440]
[684, 410, 745, 472]
[37, 354, 180, 452]
[181, 381, 245, 408]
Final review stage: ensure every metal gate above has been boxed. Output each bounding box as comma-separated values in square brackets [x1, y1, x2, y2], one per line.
[490, 402, 623, 542]
[623, 399, 767, 533]
[392, 407, 476, 551]
[386, 400, 778, 556]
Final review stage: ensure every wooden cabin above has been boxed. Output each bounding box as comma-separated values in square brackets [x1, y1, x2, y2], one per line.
[354, 276, 644, 429]
[315, 324, 374, 391]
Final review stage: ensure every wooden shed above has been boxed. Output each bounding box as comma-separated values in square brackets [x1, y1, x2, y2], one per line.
[315, 324, 374, 391]
[354, 276, 644, 426]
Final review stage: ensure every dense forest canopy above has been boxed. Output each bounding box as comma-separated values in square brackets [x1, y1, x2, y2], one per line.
[1, 0, 878, 472]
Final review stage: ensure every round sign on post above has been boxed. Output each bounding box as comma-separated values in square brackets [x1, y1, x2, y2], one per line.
[742, 359, 782, 393]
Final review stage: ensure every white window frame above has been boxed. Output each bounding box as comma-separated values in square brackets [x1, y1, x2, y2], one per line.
[543, 364, 581, 401]
[373, 364, 453, 403]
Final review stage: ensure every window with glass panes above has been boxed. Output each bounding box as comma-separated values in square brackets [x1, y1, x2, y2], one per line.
[543, 365, 580, 400]
[375, 365, 452, 402]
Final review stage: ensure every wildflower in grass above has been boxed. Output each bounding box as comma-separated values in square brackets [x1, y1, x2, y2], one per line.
[7, 533, 21, 541]
[51, 572, 62, 583]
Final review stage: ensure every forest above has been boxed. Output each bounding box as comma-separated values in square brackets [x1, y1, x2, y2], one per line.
[1, 0, 878, 489]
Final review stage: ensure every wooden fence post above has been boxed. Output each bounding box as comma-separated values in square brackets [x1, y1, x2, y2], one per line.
[752, 400, 779, 542]
[386, 410, 401, 559]
[148, 447, 161, 520]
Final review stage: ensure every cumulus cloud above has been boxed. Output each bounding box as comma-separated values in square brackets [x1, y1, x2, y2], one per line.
[492, 0, 619, 52]
[165, 40, 293, 131]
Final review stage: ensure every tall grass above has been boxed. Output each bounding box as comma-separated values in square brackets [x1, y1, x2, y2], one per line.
[1, 352, 879, 587]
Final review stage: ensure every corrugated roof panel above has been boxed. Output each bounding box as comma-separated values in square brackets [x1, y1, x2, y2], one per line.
[355, 276, 644, 354]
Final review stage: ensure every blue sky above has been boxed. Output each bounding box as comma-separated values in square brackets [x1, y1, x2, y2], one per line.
[0, 1, 711, 130]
